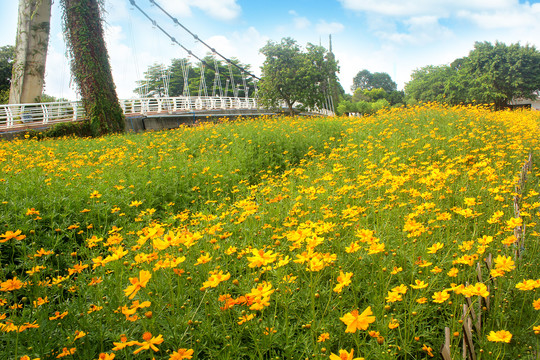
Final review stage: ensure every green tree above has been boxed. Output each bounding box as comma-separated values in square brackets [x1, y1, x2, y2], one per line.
[258, 37, 338, 115]
[404, 65, 456, 104]
[60, 0, 124, 135]
[464, 41, 540, 109]
[0, 45, 15, 104]
[351, 69, 397, 93]
[135, 56, 256, 98]
[405, 42, 540, 108]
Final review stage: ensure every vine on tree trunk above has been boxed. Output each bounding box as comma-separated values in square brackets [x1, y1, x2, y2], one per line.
[60, 0, 124, 136]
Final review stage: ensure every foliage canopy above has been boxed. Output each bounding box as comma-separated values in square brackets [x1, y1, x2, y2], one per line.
[0, 45, 15, 104]
[405, 41, 540, 108]
[351, 69, 397, 93]
[257, 37, 338, 115]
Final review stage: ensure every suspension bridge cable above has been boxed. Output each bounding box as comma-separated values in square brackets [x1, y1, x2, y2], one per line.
[146, 0, 261, 81]
[128, 0, 209, 67]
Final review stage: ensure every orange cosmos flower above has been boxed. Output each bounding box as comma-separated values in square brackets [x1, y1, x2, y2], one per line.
[487, 330, 512, 343]
[317, 332, 330, 342]
[123, 270, 152, 299]
[422, 344, 434, 357]
[340, 306, 376, 333]
[1, 277, 23, 292]
[169, 348, 194, 359]
[132, 333, 164, 354]
[97, 353, 115, 360]
[56, 347, 76, 358]
[74, 330, 86, 340]
[25, 208, 40, 216]
[0, 230, 26, 243]
[329, 348, 364, 360]
[68, 262, 89, 275]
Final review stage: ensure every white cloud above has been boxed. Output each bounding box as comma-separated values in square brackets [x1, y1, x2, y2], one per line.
[316, 20, 345, 34]
[224, 27, 269, 75]
[104, 25, 143, 98]
[365, 13, 452, 46]
[191, 26, 268, 77]
[338, 0, 517, 17]
[287, 10, 311, 29]
[458, 3, 540, 30]
[103, 1, 130, 23]
[293, 16, 312, 30]
[158, 0, 241, 21]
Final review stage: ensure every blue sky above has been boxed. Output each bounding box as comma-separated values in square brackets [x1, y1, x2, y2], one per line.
[1, 0, 540, 100]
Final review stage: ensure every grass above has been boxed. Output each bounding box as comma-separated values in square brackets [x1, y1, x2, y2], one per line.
[0, 104, 540, 359]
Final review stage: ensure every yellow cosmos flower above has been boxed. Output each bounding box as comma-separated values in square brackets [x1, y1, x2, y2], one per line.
[247, 249, 277, 268]
[123, 270, 152, 299]
[447, 268, 459, 277]
[432, 290, 450, 303]
[487, 330, 512, 343]
[494, 255, 515, 272]
[505, 217, 522, 230]
[333, 271, 353, 293]
[411, 279, 428, 289]
[329, 348, 364, 360]
[385, 291, 403, 303]
[427, 242, 444, 254]
[340, 306, 376, 333]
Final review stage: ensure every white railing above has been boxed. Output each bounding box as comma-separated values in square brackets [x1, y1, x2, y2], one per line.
[119, 96, 259, 115]
[0, 101, 86, 130]
[0, 96, 332, 131]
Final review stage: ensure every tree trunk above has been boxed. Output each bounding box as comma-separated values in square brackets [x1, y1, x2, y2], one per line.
[288, 104, 294, 116]
[9, 0, 52, 104]
[61, 0, 124, 135]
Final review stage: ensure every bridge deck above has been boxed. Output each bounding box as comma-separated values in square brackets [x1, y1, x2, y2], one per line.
[0, 96, 333, 134]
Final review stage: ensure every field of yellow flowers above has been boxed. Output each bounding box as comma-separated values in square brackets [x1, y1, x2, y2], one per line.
[1, 104, 540, 360]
